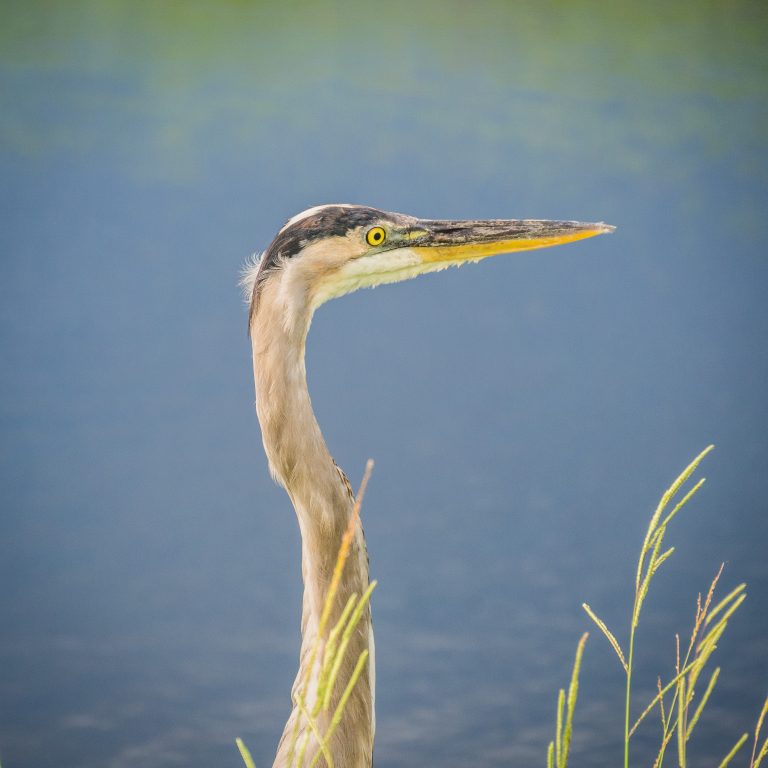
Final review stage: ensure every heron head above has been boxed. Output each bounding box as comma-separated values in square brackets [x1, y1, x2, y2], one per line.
[245, 204, 614, 334]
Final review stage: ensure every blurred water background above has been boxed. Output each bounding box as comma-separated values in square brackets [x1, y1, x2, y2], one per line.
[1, 2, 767, 766]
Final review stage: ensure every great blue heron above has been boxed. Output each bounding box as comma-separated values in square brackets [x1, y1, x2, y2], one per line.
[245, 204, 614, 767]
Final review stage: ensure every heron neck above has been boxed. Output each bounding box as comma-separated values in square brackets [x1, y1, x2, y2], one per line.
[250, 287, 374, 767]
[250, 295, 356, 600]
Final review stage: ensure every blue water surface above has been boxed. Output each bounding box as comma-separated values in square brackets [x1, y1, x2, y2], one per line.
[1, 3, 767, 766]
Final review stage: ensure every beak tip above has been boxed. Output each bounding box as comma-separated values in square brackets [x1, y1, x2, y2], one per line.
[598, 222, 617, 234]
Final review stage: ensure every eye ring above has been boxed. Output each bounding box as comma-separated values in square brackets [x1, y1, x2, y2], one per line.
[366, 226, 386, 247]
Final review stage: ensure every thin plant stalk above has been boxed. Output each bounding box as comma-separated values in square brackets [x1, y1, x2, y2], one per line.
[548, 633, 588, 768]
[625, 446, 713, 768]
[583, 445, 717, 768]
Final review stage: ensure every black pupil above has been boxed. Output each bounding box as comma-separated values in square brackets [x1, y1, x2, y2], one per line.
[373, 231, 381, 240]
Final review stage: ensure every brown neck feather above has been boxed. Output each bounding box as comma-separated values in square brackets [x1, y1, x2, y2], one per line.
[250, 279, 374, 768]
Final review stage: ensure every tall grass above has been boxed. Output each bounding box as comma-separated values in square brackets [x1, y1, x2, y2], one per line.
[238, 448, 768, 767]
[556, 445, 768, 767]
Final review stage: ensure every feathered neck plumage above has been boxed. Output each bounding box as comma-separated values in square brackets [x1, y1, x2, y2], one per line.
[250, 277, 374, 768]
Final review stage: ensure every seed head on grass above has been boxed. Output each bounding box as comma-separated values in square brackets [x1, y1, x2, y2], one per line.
[547, 633, 588, 768]
[578, 445, 758, 768]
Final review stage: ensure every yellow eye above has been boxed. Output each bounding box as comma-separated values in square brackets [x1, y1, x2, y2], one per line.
[366, 226, 386, 247]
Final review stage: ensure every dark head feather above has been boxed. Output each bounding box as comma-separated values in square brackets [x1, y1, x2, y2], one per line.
[247, 205, 384, 330]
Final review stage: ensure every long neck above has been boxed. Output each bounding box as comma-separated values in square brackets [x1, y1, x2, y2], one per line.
[251, 286, 374, 768]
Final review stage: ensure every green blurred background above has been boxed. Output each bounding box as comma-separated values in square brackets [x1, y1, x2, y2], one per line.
[1, 2, 766, 766]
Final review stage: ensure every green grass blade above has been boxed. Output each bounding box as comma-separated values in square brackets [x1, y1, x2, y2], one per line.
[295, 728, 312, 768]
[657, 677, 668, 731]
[677, 676, 687, 767]
[315, 593, 359, 714]
[236, 738, 257, 768]
[310, 650, 370, 768]
[751, 696, 768, 767]
[634, 524, 667, 627]
[686, 667, 719, 739]
[706, 584, 747, 627]
[295, 693, 334, 768]
[718, 733, 748, 768]
[582, 604, 626, 671]
[656, 479, 706, 534]
[631, 658, 700, 737]
[665, 444, 714, 502]
[325, 593, 358, 663]
[652, 547, 676, 576]
[547, 741, 555, 768]
[636, 445, 714, 590]
[322, 580, 377, 711]
[701, 594, 747, 652]
[556, 688, 565, 768]
[754, 738, 768, 768]
[653, 728, 675, 768]
[561, 633, 588, 767]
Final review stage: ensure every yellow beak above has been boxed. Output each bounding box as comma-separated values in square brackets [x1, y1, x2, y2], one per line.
[407, 218, 615, 264]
